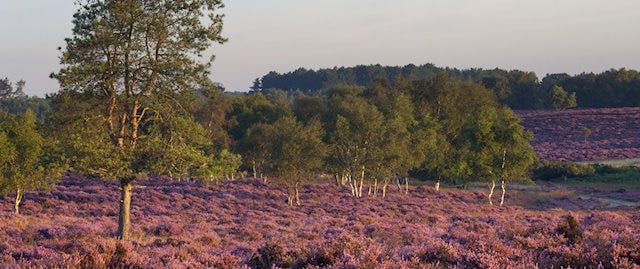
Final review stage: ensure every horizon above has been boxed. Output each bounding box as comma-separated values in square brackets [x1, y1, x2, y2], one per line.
[1, 0, 639, 96]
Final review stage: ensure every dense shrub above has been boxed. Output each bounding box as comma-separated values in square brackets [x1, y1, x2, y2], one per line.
[532, 161, 595, 181]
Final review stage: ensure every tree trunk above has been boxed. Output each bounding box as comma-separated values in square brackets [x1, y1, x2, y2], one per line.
[373, 178, 378, 197]
[117, 180, 133, 240]
[348, 174, 356, 196]
[295, 183, 301, 206]
[488, 180, 496, 205]
[367, 183, 372, 196]
[405, 177, 409, 195]
[359, 165, 365, 198]
[14, 188, 22, 215]
[382, 183, 388, 198]
[500, 180, 506, 206]
[252, 161, 257, 179]
[435, 180, 440, 191]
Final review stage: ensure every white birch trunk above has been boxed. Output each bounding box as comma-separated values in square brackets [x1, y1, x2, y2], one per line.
[295, 183, 301, 206]
[15, 188, 22, 215]
[405, 177, 409, 195]
[435, 180, 440, 191]
[348, 174, 356, 196]
[488, 180, 496, 205]
[359, 165, 365, 198]
[500, 180, 506, 206]
[373, 178, 378, 197]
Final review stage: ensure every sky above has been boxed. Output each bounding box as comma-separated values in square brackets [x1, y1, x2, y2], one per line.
[1, 0, 640, 96]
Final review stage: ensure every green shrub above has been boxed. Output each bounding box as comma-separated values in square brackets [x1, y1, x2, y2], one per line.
[531, 161, 595, 181]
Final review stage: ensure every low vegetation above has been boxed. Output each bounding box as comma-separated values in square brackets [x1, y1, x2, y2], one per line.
[1, 176, 638, 268]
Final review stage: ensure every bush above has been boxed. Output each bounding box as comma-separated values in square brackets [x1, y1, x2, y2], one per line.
[531, 161, 595, 181]
[557, 215, 583, 244]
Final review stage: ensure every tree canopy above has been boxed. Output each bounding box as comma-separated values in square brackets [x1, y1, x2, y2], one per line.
[51, 0, 227, 240]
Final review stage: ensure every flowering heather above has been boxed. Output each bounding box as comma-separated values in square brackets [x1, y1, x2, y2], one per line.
[1, 175, 639, 268]
[517, 107, 640, 162]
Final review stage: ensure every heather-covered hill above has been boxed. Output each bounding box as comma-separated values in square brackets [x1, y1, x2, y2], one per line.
[1, 176, 639, 268]
[517, 107, 640, 162]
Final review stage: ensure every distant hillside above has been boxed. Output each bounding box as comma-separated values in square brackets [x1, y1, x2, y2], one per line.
[517, 107, 640, 162]
[253, 64, 640, 110]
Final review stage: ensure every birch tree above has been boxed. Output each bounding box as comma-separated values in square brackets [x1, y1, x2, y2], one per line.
[0, 110, 60, 214]
[263, 117, 326, 206]
[326, 90, 385, 197]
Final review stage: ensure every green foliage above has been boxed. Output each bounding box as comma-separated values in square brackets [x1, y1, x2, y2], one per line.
[51, 0, 227, 183]
[257, 64, 640, 110]
[229, 93, 292, 143]
[264, 117, 327, 184]
[326, 88, 385, 180]
[406, 74, 535, 185]
[0, 77, 26, 100]
[531, 161, 596, 181]
[543, 68, 640, 108]
[190, 149, 242, 185]
[1, 97, 50, 122]
[191, 88, 235, 153]
[547, 164, 640, 189]
[549, 85, 577, 110]
[0, 110, 61, 210]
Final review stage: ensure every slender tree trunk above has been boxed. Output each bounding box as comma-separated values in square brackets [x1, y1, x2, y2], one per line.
[396, 178, 401, 191]
[252, 161, 257, 179]
[373, 178, 378, 197]
[335, 174, 340, 186]
[359, 165, 365, 198]
[117, 180, 133, 240]
[488, 180, 496, 205]
[435, 180, 440, 191]
[295, 182, 301, 206]
[348, 173, 355, 196]
[14, 188, 22, 215]
[500, 180, 506, 206]
[367, 184, 372, 196]
[382, 183, 388, 198]
[405, 177, 409, 195]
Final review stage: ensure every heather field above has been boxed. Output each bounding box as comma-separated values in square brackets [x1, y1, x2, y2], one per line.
[2, 176, 639, 268]
[517, 107, 640, 162]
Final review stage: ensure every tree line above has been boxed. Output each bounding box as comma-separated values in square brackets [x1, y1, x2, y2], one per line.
[1, 0, 534, 242]
[1, 73, 536, 237]
[254, 65, 640, 110]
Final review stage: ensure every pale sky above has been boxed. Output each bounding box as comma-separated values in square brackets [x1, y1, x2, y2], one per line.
[1, 0, 639, 96]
